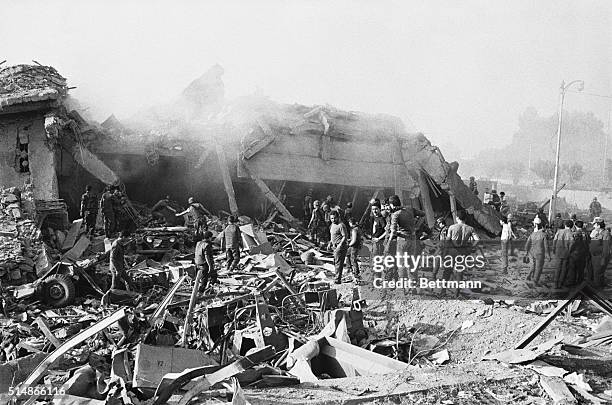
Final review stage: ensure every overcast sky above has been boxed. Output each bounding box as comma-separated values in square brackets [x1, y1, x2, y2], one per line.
[2, 0, 610, 159]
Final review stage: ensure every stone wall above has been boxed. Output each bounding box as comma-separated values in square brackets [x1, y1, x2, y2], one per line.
[0, 112, 58, 200]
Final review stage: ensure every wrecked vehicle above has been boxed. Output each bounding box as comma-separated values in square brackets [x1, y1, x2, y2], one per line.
[12, 260, 105, 307]
[134, 226, 192, 256]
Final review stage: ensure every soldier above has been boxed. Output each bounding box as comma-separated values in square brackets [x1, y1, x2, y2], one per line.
[328, 211, 349, 284]
[108, 230, 135, 291]
[552, 220, 574, 288]
[220, 215, 243, 272]
[80, 185, 98, 237]
[99, 186, 116, 238]
[589, 217, 610, 287]
[589, 197, 602, 221]
[386, 195, 425, 285]
[194, 231, 217, 290]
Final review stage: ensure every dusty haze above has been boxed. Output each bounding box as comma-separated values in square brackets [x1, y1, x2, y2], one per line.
[1, 0, 610, 160]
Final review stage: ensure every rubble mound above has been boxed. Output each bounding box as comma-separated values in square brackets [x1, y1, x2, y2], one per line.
[0, 64, 68, 109]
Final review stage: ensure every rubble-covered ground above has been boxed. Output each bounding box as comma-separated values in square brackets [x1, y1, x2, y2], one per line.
[1, 187, 612, 404]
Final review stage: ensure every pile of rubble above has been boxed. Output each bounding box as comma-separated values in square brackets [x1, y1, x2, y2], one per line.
[0, 186, 52, 285]
[1, 198, 612, 404]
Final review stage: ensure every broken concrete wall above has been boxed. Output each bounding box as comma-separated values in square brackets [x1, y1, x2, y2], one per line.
[0, 112, 59, 199]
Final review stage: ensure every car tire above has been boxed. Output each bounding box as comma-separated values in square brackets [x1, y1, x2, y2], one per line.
[42, 274, 76, 307]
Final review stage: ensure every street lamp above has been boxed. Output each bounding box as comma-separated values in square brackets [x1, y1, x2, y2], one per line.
[549, 79, 584, 222]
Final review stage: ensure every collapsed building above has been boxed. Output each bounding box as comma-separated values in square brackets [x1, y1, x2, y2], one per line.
[3, 64, 612, 405]
[76, 65, 502, 235]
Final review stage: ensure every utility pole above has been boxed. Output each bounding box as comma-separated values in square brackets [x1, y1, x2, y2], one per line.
[549, 79, 584, 222]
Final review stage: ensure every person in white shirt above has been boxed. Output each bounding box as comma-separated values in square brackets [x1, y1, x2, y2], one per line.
[483, 188, 492, 204]
[500, 214, 516, 274]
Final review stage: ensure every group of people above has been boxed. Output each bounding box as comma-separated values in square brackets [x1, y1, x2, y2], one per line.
[523, 215, 610, 288]
[306, 195, 362, 283]
[483, 188, 509, 214]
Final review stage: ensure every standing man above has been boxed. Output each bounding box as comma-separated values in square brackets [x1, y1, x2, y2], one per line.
[386, 195, 425, 284]
[175, 197, 211, 230]
[370, 202, 387, 260]
[308, 200, 326, 247]
[108, 230, 135, 291]
[303, 192, 313, 225]
[80, 185, 98, 237]
[589, 217, 610, 287]
[568, 220, 589, 285]
[221, 215, 243, 272]
[345, 217, 362, 283]
[194, 231, 217, 290]
[553, 220, 575, 288]
[589, 197, 602, 221]
[328, 211, 349, 284]
[500, 215, 516, 275]
[490, 190, 501, 211]
[524, 218, 551, 287]
[551, 213, 564, 233]
[445, 210, 479, 294]
[99, 186, 116, 238]
[344, 202, 354, 224]
[469, 176, 478, 196]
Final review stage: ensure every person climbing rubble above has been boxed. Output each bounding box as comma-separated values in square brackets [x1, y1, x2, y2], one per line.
[99, 186, 116, 238]
[108, 230, 136, 291]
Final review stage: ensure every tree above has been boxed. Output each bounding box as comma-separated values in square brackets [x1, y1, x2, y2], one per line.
[508, 161, 525, 185]
[562, 163, 585, 185]
[531, 160, 555, 184]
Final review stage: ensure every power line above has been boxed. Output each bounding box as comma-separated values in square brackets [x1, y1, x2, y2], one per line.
[567, 90, 612, 100]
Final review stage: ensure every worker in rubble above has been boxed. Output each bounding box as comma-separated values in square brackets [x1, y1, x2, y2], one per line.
[490, 190, 501, 211]
[535, 208, 549, 229]
[524, 217, 551, 287]
[431, 217, 449, 279]
[175, 197, 211, 235]
[500, 215, 516, 275]
[345, 216, 363, 284]
[99, 186, 116, 238]
[552, 220, 574, 288]
[80, 185, 98, 237]
[308, 199, 327, 247]
[195, 230, 217, 290]
[151, 195, 177, 224]
[109, 230, 135, 291]
[113, 188, 128, 233]
[499, 192, 510, 216]
[321, 202, 332, 246]
[589, 217, 610, 287]
[551, 213, 564, 233]
[220, 215, 243, 272]
[469, 176, 478, 196]
[589, 197, 602, 221]
[568, 220, 589, 286]
[326, 196, 344, 222]
[344, 202, 354, 224]
[302, 191, 313, 225]
[328, 211, 349, 284]
[443, 210, 480, 296]
[370, 202, 387, 260]
[386, 195, 426, 286]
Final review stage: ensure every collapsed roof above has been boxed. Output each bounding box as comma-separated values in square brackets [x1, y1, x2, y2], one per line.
[0, 64, 68, 110]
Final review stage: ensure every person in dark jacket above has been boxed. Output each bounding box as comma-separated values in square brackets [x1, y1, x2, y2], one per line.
[80, 185, 98, 236]
[99, 186, 116, 238]
[195, 231, 217, 290]
[345, 217, 363, 283]
[109, 230, 135, 291]
[524, 218, 551, 286]
[221, 215, 242, 272]
[568, 220, 589, 285]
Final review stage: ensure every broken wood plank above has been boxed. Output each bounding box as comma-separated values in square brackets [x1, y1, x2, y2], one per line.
[177, 345, 276, 405]
[149, 275, 187, 327]
[515, 282, 587, 349]
[132, 344, 218, 389]
[19, 309, 126, 393]
[182, 269, 203, 347]
[216, 144, 239, 215]
[539, 376, 576, 404]
[33, 317, 61, 349]
[243, 164, 300, 226]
